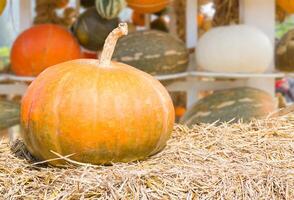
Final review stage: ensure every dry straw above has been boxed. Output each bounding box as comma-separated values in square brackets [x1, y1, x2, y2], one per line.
[1, 115, 294, 199]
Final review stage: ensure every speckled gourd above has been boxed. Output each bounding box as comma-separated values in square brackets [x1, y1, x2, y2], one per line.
[112, 30, 189, 75]
[180, 87, 277, 126]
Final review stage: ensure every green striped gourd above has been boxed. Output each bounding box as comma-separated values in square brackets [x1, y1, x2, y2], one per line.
[180, 87, 277, 126]
[0, 100, 20, 130]
[112, 30, 189, 75]
[95, 0, 126, 20]
[72, 7, 119, 51]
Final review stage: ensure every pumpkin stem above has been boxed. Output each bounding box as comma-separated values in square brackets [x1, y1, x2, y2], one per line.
[99, 23, 128, 67]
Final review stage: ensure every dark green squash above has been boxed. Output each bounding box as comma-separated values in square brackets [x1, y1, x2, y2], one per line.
[0, 100, 20, 130]
[72, 7, 119, 51]
[112, 30, 189, 75]
[276, 29, 294, 72]
[151, 17, 169, 33]
[180, 87, 277, 126]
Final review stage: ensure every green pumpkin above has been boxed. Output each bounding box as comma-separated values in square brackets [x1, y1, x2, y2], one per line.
[112, 30, 189, 75]
[180, 87, 277, 126]
[0, 100, 20, 130]
[95, 0, 126, 20]
[72, 7, 119, 51]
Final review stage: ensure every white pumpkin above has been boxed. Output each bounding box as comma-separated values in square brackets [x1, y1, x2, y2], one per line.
[196, 25, 273, 73]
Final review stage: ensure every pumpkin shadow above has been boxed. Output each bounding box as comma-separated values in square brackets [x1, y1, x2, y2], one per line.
[9, 139, 116, 168]
[10, 139, 48, 168]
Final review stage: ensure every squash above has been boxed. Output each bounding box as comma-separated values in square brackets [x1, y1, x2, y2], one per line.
[196, 25, 273, 73]
[112, 30, 189, 75]
[275, 29, 294, 72]
[11, 24, 82, 76]
[180, 87, 277, 126]
[95, 0, 126, 20]
[20, 23, 175, 166]
[0, 100, 20, 130]
[0, 0, 6, 15]
[151, 17, 169, 32]
[277, 0, 294, 14]
[72, 7, 119, 51]
[127, 0, 169, 14]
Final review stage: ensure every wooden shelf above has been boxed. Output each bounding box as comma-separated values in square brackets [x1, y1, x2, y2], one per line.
[0, 70, 286, 83]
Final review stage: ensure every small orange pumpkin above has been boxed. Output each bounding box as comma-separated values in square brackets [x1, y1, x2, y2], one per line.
[20, 23, 175, 166]
[197, 13, 204, 28]
[11, 24, 82, 76]
[175, 106, 186, 118]
[127, 0, 169, 14]
[132, 11, 145, 26]
[277, 0, 294, 13]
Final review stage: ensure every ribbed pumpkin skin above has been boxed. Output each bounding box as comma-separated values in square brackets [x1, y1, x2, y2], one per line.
[276, 29, 294, 72]
[127, 0, 169, 13]
[95, 0, 126, 19]
[72, 8, 119, 51]
[11, 24, 82, 76]
[0, 100, 20, 130]
[21, 59, 175, 166]
[112, 30, 189, 75]
[277, 0, 294, 13]
[180, 87, 276, 126]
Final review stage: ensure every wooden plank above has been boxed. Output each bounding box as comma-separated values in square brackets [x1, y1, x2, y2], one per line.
[186, 0, 197, 48]
[19, 0, 32, 32]
[0, 84, 28, 95]
[239, 0, 276, 96]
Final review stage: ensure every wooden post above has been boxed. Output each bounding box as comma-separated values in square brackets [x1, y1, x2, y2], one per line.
[19, 0, 32, 32]
[145, 14, 151, 29]
[239, 0, 276, 96]
[186, 0, 197, 48]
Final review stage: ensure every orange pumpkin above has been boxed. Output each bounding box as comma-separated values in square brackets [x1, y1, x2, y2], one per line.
[175, 106, 186, 118]
[198, 14, 204, 28]
[82, 50, 98, 59]
[11, 24, 82, 76]
[55, 0, 69, 8]
[127, 0, 169, 14]
[277, 0, 294, 13]
[20, 23, 175, 166]
[132, 11, 145, 26]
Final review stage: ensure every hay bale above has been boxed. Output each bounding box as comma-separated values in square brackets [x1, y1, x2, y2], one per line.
[0, 116, 294, 199]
